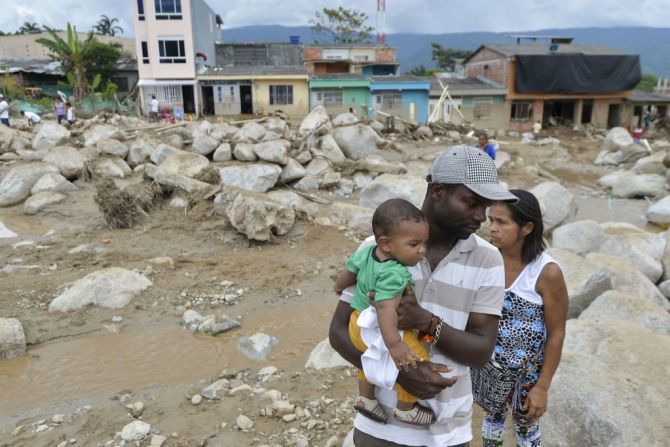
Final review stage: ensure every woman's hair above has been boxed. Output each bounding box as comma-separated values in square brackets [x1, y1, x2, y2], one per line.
[503, 189, 546, 264]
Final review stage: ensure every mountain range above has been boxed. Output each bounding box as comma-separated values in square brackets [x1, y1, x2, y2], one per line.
[219, 25, 670, 78]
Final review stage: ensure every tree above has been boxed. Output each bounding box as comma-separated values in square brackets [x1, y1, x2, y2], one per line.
[17, 22, 42, 34]
[92, 15, 124, 36]
[636, 74, 658, 93]
[406, 65, 439, 76]
[310, 7, 374, 44]
[36, 24, 95, 101]
[82, 40, 122, 85]
[431, 43, 472, 72]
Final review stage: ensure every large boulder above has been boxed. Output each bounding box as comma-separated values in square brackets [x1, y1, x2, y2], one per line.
[632, 151, 667, 175]
[646, 195, 670, 226]
[84, 125, 124, 147]
[311, 134, 346, 164]
[32, 123, 70, 151]
[232, 121, 266, 143]
[49, 268, 152, 312]
[219, 163, 282, 193]
[332, 202, 374, 233]
[529, 182, 577, 232]
[30, 172, 77, 195]
[594, 127, 649, 165]
[0, 318, 26, 359]
[332, 112, 358, 127]
[233, 142, 257, 162]
[0, 162, 59, 207]
[279, 158, 306, 183]
[585, 252, 669, 311]
[359, 174, 427, 209]
[299, 106, 330, 137]
[214, 186, 295, 241]
[150, 144, 183, 165]
[42, 146, 85, 179]
[97, 139, 129, 158]
[542, 320, 670, 446]
[610, 173, 666, 198]
[191, 135, 219, 156]
[253, 140, 290, 165]
[88, 157, 132, 179]
[304, 338, 350, 369]
[126, 140, 155, 167]
[144, 164, 212, 195]
[546, 248, 612, 318]
[597, 231, 665, 282]
[551, 220, 606, 256]
[494, 151, 511, 172]
[304, 158, 333, 177]
[24, 191, 67, 215]
[333, 124, 383, 160]
[580, 290, 670, 335]
[210, 122, 240, 141]
[596, 170, 635, 189]
[212, 143, 232, 162]
[161, 152, 210, 178]
[263, 117, 289, 137]
[191, 120, 212, 138]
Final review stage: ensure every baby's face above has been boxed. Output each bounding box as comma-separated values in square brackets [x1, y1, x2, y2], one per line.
[387, 220, 429, 267]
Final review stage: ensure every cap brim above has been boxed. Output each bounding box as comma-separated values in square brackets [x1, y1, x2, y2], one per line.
[465, 183, 518, 203]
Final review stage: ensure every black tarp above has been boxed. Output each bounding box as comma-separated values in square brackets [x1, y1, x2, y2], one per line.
[515, 55, 641, 94]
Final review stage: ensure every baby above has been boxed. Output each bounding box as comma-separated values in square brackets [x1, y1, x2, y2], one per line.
[335, 198, 435, 426]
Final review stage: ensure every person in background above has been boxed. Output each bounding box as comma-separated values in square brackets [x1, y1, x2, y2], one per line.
[149, 95, 160, 122]
[66, 102, 76, 126]
[20, 110, 41, 128]
[53, 97, 66, 125]
[632, 126, 643, 144]
[0, 94, 10, 127]
[476, 132, 497, 160]
[532, 121, 542, 141]
[472, 189, 568, 447]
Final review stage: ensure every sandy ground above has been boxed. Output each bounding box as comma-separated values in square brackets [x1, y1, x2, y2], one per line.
[0, 128, 658, 447]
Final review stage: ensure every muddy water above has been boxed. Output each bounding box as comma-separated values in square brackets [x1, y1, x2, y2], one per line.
[0, 298, 336, 415]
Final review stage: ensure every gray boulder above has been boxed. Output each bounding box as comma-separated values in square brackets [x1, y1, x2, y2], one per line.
[219, 163, 282, 193]
[610, 174, 666, 198]
[304, 158, 333, 177]
[89, 157, 131, 179]
[210, 122, 240, 141]
[598, 232, 665, 282]
[332, 202, 374, 233]
[299, 106, 330, 137]
[304, 338, 350, 369]
[43, 146, 85, 179]
[97, 139, 129, 158]
[263, 117, 289, 137]
[191, 120, 212, 138]
[214, 186, 294, 241]
[161, 152, 210, 178]
[0, 318, 26, 359]
[580, 290, 670, 335]
[212, 143, 232, 162]
[293, 175, 321, 192]
[24, 191, 66, 215]
[150, 144, 183, 165]
[594, 127, 649, 165]
[413, 125, 433, 140]
[237, 332, 280, 360]
[359, 174, 426, 209]
[596, 170, 634, 189]
[494, 151, 511, 172]
[632, 151, 667, 175]
[311, 134, 346, 164]
[332, 112, 358, 126]
[127, 140, 155, 167]
[32, 123, 70, 151]
[144, 164, 212, 195]
[529, 182, 577, 232]
[84, 125, 124, 147]
[647, 195, 670, 226]
[49, 268, 152, 312]
[30, 172, 77, 195]
[551, 220, 606, 256]
[253, 140, 290, 165]
[546, 248, 612, 318]
[279, 158, 306, 183]
[233, 143, 257, 162]
[333, 124, 383, 160]
[0, 162, 59, 207]
[191, 135, 219, 156]
[232, 121, 266, 143]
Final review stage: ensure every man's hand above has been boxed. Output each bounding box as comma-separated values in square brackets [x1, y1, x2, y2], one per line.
[397, 284, 433, 332]
[388, 341, 424, 371]
[396, 362, 457, 400]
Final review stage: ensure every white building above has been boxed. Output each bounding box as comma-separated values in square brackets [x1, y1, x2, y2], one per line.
[132, 0, 221, 117]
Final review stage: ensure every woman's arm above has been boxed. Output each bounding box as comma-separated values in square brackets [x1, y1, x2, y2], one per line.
[525, 263, 568, 419]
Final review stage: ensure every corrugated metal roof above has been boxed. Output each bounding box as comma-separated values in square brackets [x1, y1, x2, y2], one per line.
[484, 43, 626, 56]
[309, 73, 370, 81]
[429, 76, 507, 96]
[307, 43, 390, 49]
[0, 58, 137, 74]
[370, 75, 428, 83]
[200, 65, 307, 76]
[630, 91, 670, 104]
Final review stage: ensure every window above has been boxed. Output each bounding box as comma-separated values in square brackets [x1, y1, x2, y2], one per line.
[375, 91, 402, 109]
[141, 41, 149, 64]
[269, 85, 293, 105]
[158, 39, 186, 63]
[473, 96, 493, 120]
[155, 0, 182, 20]
[137, 0, 145, 20]
[511, 101, 533, 122]
[316, 89, 343, 106]
[233, 46, 268, 65]
[110, 77, 129, 92]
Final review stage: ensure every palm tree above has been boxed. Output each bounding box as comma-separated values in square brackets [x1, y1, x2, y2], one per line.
[18, 22, 41, 34]
[92, 15, 123, 36]
[36, 24, 94, 101]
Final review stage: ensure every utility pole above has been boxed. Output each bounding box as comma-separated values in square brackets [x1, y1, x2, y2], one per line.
[377, 0, 386, 44]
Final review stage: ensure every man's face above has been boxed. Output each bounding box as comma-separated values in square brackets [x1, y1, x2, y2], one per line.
[478, 136, 488, 147]
[430, 184, 493, 240]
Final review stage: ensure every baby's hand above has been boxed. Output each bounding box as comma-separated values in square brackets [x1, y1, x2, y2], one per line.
[388, 341, 423, 371]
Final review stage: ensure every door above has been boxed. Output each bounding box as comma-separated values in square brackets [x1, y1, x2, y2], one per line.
[182, 85, 195, 114]
[201, 86, 214, 115]
[240, 85, 253, 114]
[607, 104, 621, 128]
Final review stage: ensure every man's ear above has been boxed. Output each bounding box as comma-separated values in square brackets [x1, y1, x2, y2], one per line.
[377, 235, 392, 252]
[429, 183, 444, 199]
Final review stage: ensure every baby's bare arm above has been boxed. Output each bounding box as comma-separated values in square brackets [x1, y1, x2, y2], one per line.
[334, 270, 357, 294]
[377, 296, 423, 368]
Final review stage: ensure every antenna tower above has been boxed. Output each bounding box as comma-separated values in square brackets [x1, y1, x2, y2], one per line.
[377, 0, 386, 44]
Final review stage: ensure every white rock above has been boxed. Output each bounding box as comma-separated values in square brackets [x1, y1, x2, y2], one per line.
[333, 124, 383, 160]
[191, 394, 202, 405]
[610, 174, 666, 198]
[359, 174, 426, 209]
[332, 112, 358, 126]
[632, 151, 667, 175]
[120, 421, 151, 442]
[32, 123, 70, 151]
[279, 158, 307, 183]
[31, 172, 77, 195]
[202, 378, 230, 400]
[150, 144, 183, 165]
[353, 172, 375, 190]
[161, 152, 210, 178]
[647, 195, 670, 226]
[183, 310, 204, 325]
[210, 122, 240, 141]
[52, 413, 65, 424]
[237, 332, 280, 360]
[233, 121, 266, 143]
[263, 117, 289, 137]
[597, 170, 635, 189]
[552, 220, 606, 256]
[0, 219, 17, 238]
[293, 175, 321, 192]
[253, 140, 290, 165]
[0, 162, 59, 206]
[89, 157, 131, 179]
[304, 338, 350, 369]
[150, 434, 167, 447]
[228, 384, 253, 395]
[144, 164, 212, 195]
[212, 143, 232, 162]
[219, 163, 282, 193]
[331, 202, 374, 233]
[597, 232, 666, 282]
[580, 290, 670, 335]
[299, 106, 330, 137]
[24, 191, 66, 215]
[236, 414, 254, 431]
[49, 268, 152, 312]
[233, 142, 257, 161]
[42, 146, 85, 179]
[127, 140, 155, 167]
[258, 366, 278, 376]
[191, 135, 219, 156]
[191, 120, 212, 138]
[594, 127, 649, 165]
[97, 139, 129, 158]
[84, 125, 123, 147]
[529, 181, 577, 232]
[311, 134, 346, 164]
[0, 318, 26, 359]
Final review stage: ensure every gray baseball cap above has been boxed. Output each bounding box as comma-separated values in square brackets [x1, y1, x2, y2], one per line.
[426, 145, 518, 202]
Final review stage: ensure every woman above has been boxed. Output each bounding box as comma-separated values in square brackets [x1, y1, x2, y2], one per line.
[472, 189, 568, 447]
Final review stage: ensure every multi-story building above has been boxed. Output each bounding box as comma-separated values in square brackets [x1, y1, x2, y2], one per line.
[132, 0, 221, 117]
[303, 44, 398, 75]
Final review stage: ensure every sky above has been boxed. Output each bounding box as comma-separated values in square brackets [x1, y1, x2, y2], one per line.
[2, 0, 670, 37]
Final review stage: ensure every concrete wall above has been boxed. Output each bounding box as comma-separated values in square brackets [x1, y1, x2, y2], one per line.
[0, 33, 135, 60]
[215, 43, 304, 66]
[191, 0, 219, 65]
[460, 95, 508, 130]
[253, 78, 309, 119]
[400, 90, 429, 123]
[344, 87, 370, 117]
